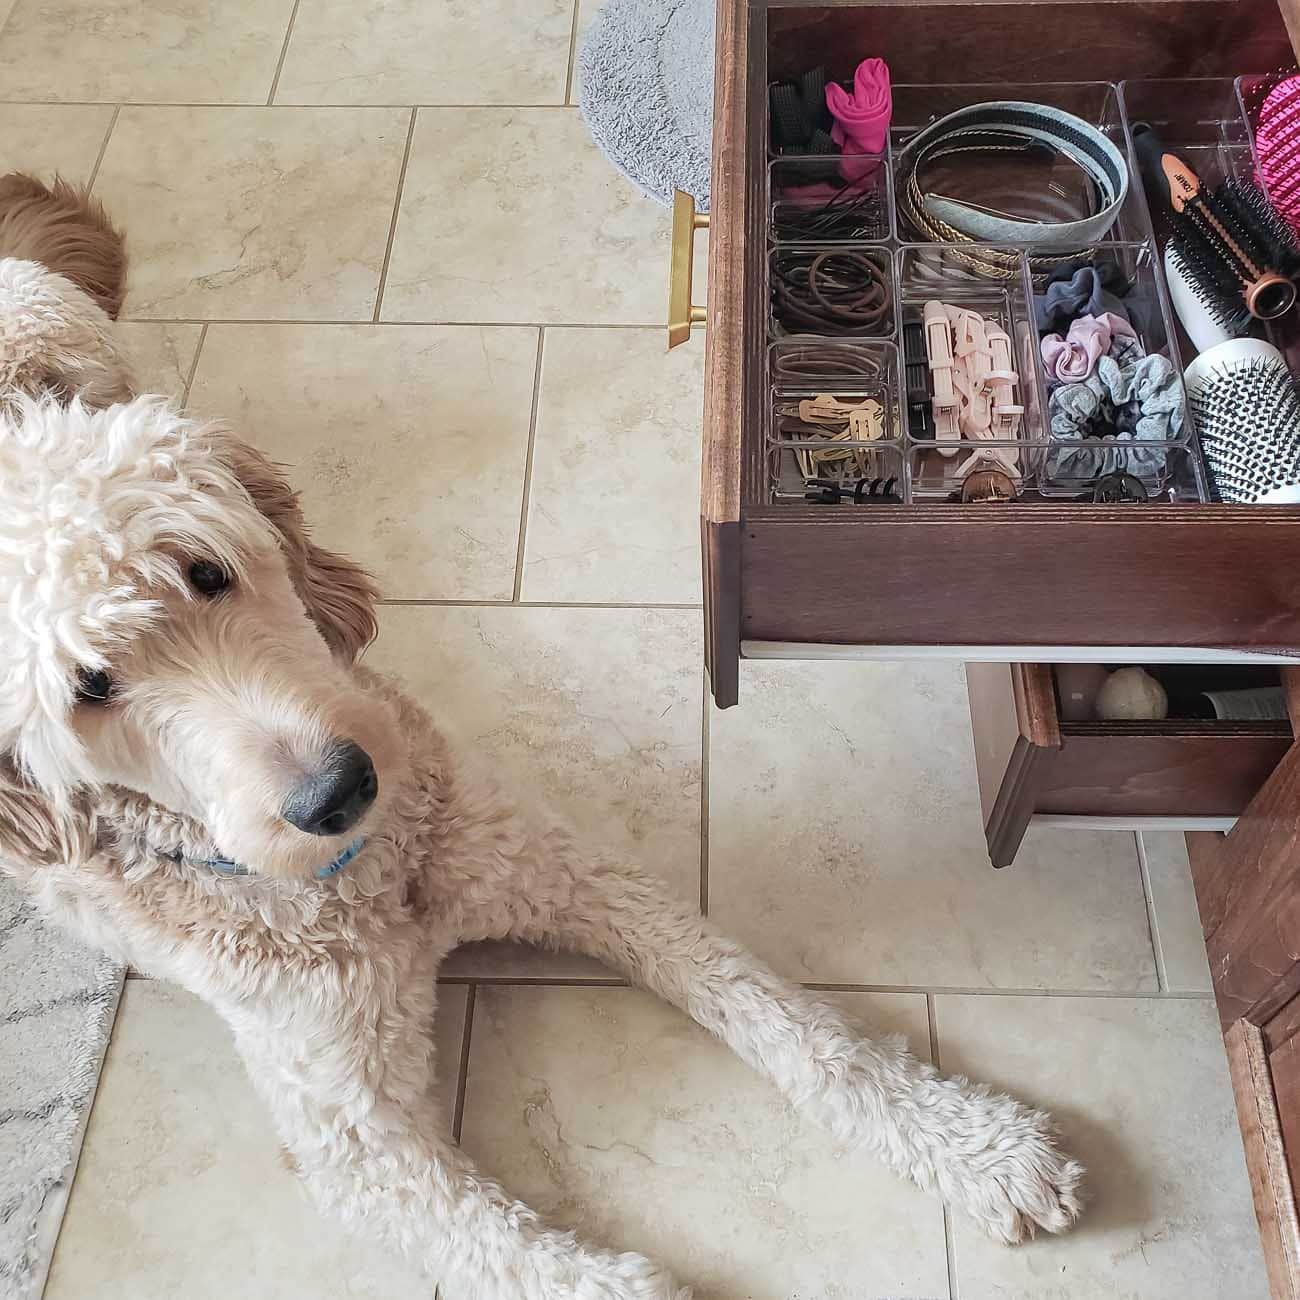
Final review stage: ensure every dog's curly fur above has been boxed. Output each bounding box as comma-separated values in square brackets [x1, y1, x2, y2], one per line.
[0, 173, 1084, 1298]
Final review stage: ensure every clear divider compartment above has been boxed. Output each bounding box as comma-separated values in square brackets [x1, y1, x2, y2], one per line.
[769, 155, 893, 244]
[897, 243, 1043, 498]
[767, 339, 908, 504]
[769, 244, 897, 340]
[891, 81, 1152, 254]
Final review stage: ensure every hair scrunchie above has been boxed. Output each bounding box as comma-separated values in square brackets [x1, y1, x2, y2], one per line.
[1046, 335, 1185, 482]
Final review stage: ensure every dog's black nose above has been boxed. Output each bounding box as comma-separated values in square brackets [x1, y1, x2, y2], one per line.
[281, 742, 378, 837]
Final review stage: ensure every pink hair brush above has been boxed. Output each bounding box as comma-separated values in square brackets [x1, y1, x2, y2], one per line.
[1252, 75, 1300, 240]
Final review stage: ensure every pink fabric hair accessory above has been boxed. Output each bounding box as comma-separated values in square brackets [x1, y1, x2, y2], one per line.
[1040, 312, 1136, 383]
[1254, 75, 1300, 239]
[825, 58, 891, 182]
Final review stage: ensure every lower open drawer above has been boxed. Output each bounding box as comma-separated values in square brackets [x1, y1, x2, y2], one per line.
[966, 661, 1293, 866]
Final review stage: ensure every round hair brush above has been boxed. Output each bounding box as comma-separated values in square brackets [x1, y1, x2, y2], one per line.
[1185, 338, 1300, 504]
[1133, 123, 1300, 329]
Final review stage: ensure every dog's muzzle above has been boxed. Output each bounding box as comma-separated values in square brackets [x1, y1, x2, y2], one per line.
[281, 740, 378, 837]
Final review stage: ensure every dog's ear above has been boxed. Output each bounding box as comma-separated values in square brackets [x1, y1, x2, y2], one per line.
[0, 754, 93, 868]
[0, 172, 128, 319]
[212, 434, 379, 663]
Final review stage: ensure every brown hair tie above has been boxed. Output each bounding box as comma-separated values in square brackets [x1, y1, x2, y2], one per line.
[771, 341, 886, 382]
[772, 249, 892, 335]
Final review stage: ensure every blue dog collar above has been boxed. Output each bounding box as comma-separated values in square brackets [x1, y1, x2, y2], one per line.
[182, 837, 365, 880]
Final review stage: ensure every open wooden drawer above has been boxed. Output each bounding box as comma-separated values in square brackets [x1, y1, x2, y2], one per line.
[965, 661, 1294, 865]
[697, 0, 1300, 709]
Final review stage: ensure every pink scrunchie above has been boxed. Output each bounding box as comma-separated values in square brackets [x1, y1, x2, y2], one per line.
[825, 58, 892, 182]
[1040, 312, 1137, 383]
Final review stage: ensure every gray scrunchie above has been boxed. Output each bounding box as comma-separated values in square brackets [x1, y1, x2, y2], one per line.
[1046, 335, 1184, 482]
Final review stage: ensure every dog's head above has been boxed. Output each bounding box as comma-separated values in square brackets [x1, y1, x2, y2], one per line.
[0, 394, 404, 879]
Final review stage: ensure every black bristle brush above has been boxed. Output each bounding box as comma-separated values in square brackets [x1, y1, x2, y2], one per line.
[1133, 123, 1300, 333]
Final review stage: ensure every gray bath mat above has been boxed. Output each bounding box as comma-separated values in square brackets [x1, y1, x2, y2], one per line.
[0, 876, 123, 1299]
[577, 0, 715, 208]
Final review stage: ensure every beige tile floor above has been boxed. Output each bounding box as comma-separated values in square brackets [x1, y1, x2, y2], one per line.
[1, 1, 1268, 1296]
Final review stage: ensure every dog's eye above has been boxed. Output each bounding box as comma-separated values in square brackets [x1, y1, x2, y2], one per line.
[189, 561, 231, 597]
[75, 668, 114, 704]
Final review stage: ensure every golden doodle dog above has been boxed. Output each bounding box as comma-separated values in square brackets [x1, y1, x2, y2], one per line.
[0, 174, 1082, 1299]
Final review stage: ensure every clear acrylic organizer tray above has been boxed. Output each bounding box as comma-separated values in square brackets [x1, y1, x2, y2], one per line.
[757, 77, 1261, 504]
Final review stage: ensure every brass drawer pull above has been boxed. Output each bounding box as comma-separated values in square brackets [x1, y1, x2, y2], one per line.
[668, 189, 709, 348]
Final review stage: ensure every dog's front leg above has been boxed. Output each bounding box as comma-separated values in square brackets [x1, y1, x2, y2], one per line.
[470, 842, 1084, 1246]
[232, 1006, 690, 1300]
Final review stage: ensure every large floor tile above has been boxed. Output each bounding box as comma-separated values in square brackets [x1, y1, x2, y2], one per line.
[45, 980, 468, 1299]
[460, 985, 948, 1299]
[189, 324, 537, 599]
[0, 0, 295, 104]
[521, 328, 703, 603]
[0, 104, 113, 182]
[935, 994, 1268, 1300]
[708, 659, 1158, 989]
[383, 109, 670, 325]
[367, 606, 703, 909]
[277, 0, 574, 106]
[94, 107, 408, 320]
[115, 322, 204, 398]
[1140, 830, 1213, 993]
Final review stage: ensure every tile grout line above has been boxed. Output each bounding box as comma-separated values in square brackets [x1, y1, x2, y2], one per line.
[924, 995, 960, 1298]
[1134, 830, 1169, 993]
[511, 329, 547, 603]
[432, 974, 1215, 998]
[943, 1204, 959, 1300]
[372, 108, 419, 323]
[0, 100, 579, 110]
[85, 104, 121, 194]
[452, 984, 476, 1143]
[563, 0, 582, 106]
[379, 598, 701, 610]
[266, 0, 305, 107]
[802, 981, 1207, 1000]
[699, 669, 710, 916]
[118, 318, 661, 329]
[181, 323, 209, 405]
[122, 966, 1219, 1000]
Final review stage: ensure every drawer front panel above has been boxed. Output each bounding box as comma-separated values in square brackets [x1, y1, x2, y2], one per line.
[742, 510, 1300, 649]
[1034, 733, 1292, 818]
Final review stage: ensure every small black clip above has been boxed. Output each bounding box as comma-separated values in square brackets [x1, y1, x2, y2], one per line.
[805, 477, 900, 504]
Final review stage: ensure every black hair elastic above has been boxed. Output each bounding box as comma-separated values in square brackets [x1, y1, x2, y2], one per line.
[772, 249, 892, 335]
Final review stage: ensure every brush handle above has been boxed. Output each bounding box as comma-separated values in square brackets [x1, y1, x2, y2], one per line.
[1164, 244, 1235, 353]
[1132, 123, 1203, 214]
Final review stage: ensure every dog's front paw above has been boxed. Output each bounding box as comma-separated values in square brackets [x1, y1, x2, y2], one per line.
[937, 1086, 1084, 1245]
[569, 1250, 691, 1300]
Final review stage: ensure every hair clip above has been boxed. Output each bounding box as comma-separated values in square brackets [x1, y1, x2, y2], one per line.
[1074, 471, 1149, 503]
[949, 467, 1019, 503]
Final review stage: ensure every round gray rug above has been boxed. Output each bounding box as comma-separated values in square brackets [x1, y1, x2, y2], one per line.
[577, 0, 715, 208]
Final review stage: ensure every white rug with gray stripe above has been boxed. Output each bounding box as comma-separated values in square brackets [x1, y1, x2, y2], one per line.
[0, 876, 123, 1300]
